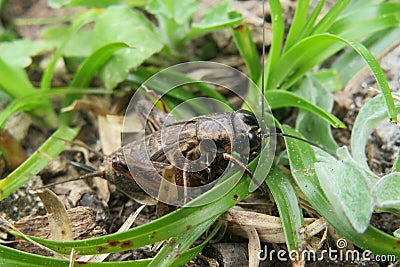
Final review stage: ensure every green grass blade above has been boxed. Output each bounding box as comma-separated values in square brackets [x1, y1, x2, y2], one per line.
[128, 67, 197, 103]
[0, 236, 216, 266]
[40, 10, 98, 91]
[0, 244, 70, 267]
[344, 38, 397, 123]
[268, 34, 344, 90]
[283, 0, 309, 52]
[0, 243, 150, 266]
[332, 14, 400, 41]
[148, 218, 220, 267]
[70, 42, 131, 88]
[264, 0, 284, 90]
[0, 58, 58, 128]
[311, 0, 351, 34]
[295, 0, 325, 41]
[333, 28, 400, 85]
[269, 34, 397, 122]
[0, 88, 112, 129]
[265, 90, 345, 128]
[341, 0, 377, 14]
[0, 126, 80, 200]
[393, 150, 400, 173]
[232, 24, 261, 84]
[60, 42, 131, 125]
[128, 66, 230, 115]
[266, 167, 305, 254]
[330, 2, 400, 39]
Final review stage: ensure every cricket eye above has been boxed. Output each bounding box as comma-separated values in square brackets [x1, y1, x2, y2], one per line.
[111, 156, 119, 168]
[248, 128, 261, 152]
[111, 156, 127, 171]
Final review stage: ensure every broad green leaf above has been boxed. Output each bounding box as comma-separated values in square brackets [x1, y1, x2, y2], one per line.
[0, 126, 80, 200]
[315, 148, 374, 233]
[294, 72, 339, 153]
[46, 0, 70, 8]
[93, 6, 163, 89]
[351, 94, 400, 168]
[373, 172, 400, 209]
[336, 146, 379, 186]
[309, 69, 342, 92]
[394, 228, 400, 238]
[0, 40, 51, 68]
[281, 125, 400, 258]
[146, 0, 198, 49]
[266, 167, 305, 253]
[42, 26, 93, 57]
[47, 0, 122, 8]
[264, 90, 345, 128]
[146, 0, 198, 25]
[184, 2, 242, 41]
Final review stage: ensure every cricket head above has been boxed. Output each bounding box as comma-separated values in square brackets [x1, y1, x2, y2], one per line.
[232, 110, 262, 159]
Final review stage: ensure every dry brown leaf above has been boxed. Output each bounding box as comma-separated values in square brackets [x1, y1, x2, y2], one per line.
[98, 115, 124, 155]
[61, 97, 109, 116]
[35, 189, 73, 242]
[0, 129, 27, 170]
[241, 225, 260, 267]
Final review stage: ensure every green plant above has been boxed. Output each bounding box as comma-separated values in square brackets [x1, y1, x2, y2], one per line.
[236, 0, 400, 260]
[0, 0, 399, 266]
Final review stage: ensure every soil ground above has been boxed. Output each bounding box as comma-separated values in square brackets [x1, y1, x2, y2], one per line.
[0, 1, 399, 266]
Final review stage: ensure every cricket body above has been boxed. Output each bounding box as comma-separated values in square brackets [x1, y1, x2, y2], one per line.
[103, 102, 263, 208]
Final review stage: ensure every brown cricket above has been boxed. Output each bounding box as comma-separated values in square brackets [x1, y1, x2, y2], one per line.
[48, 99, 266, 215]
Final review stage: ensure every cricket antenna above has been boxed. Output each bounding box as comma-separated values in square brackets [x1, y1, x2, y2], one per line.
[264, 132, 338, 158]
[257, 0, 337, 159]
[261, 0, 266, 127]
[34, 169, 105, 190]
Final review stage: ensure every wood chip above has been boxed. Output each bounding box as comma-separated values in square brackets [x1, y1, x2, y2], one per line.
[13, 206, 105, 255]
